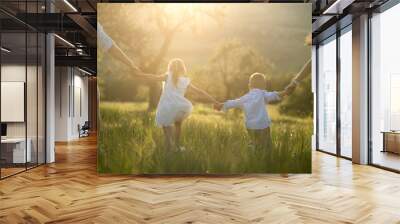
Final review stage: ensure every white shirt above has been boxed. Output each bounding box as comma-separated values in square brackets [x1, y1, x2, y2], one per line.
[223, 89, 280, 130]
[97, 22, 113, 52]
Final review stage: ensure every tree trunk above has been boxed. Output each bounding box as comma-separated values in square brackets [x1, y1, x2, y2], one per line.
[222, 72, 231, 99]
[145, 34, 174, 111]
[226, 85, 232, 100]
[148, 83, 162, 111]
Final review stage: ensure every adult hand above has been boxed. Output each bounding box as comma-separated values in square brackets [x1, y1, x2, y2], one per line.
[305, 33, 312, 46]
[284, 82, 297, 95]
[213, 102, 224, 111]
[129, 61, 141, 74]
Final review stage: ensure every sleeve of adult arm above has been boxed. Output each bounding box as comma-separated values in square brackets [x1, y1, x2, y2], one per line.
[98, 22, 113, 51]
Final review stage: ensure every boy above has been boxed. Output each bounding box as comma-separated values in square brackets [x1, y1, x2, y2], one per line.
[214, 59, 311, 150]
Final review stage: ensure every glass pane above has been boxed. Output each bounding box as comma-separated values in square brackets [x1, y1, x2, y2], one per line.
[27, 31, 38, 169]
[371, 4, 400, 171]
[1, 31, 27, 177]
[0, 1, 46, 178]
[340, 28, 352, 158]
[318, 36, 337, 154]
[38, 33, 45, 165]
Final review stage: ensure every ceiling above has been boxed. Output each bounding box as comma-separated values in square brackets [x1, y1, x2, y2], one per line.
[311, 0, 390, 43]
[0, 0, 393, 74]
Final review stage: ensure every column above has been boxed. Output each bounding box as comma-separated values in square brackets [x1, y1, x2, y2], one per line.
[352, 14, 369, 164]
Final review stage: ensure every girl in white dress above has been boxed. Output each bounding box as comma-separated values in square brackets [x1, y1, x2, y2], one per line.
[136, 58, 219, 151]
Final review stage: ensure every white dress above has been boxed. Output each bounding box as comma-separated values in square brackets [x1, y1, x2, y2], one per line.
[155, 73, 193, 127]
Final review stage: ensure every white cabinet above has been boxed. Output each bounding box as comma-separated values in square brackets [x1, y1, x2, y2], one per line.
[1, 138, 32, 163]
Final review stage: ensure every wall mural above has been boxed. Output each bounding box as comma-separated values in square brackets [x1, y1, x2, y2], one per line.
[97, 3, 312, 174]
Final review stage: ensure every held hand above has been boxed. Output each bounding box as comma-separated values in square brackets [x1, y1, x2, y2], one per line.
[286, 86, 296, 95]
[213, 102, 224, 111]
[129, 61, 142, 74]
[305, 33, 312, 46]
[284, 81, 298, 95]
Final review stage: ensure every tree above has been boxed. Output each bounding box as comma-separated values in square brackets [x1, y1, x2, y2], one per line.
[97, 5, 149, 102]
[142, 6, 191, 110]
[99, 5, 226, 107]
[210, 40, 274, 99]
[279, 74, 313, 117]
[142, 5, 226, 110]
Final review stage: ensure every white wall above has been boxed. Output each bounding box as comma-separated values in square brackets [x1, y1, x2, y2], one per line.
[72, 73, 89, 138]
[55, 67, 89, 141]
[1, 65, 38, 138]
[1, 63, 46, 164]
[1, 65, 26, 137]
[55, 67, 70, 141]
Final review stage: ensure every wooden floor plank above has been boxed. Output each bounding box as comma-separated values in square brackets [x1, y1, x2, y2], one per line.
[0, 135, 399, 223]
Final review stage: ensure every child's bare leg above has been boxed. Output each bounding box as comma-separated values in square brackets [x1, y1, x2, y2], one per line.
[175, 121, 182, 147]
[163, 126, 175, 151]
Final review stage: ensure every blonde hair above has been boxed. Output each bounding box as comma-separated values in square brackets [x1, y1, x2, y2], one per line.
[167, 58, 187, 87]
[249, 73, 267, 90]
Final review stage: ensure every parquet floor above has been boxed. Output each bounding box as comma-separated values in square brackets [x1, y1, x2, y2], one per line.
[0, 135, 400, 224]
[1, 167, 26, 178]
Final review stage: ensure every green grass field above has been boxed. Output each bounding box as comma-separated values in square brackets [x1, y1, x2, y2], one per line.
[98, 102, 312, 174]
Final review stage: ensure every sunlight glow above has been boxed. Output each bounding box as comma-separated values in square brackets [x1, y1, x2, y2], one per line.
[163, 3, 196, 15]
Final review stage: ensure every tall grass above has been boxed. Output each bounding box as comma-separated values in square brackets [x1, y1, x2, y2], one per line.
[98, 102, 312, 174]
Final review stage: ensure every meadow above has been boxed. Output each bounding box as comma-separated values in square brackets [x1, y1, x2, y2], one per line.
[98, 102, 312, 174]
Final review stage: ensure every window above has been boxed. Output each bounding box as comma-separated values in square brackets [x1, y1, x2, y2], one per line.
[317, 35, 337, 154]
[370, 2, 400, 171]
[0, 2, 47, 179]
[339, 27, 352, 158]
